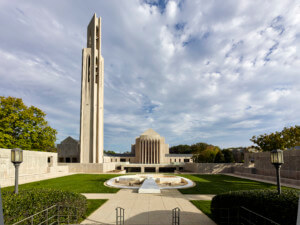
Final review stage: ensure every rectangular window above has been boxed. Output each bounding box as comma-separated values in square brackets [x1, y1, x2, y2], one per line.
[72, 158, 77, 163]
[66, 157, 71, 163]
[184, 159, 190, 162]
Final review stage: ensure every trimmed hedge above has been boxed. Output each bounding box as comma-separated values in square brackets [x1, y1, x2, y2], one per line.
[211, 189, 299, 225]
[2, 188, 87, 224]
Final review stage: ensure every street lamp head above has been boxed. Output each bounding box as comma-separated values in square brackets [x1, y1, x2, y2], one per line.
[11, 148, 23, 163]
[270, 149, 284, 165]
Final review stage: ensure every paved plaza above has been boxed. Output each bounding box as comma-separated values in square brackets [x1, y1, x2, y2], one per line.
[81, 189, 216, 225]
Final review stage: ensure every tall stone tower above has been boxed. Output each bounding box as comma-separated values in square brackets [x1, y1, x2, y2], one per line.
[80, 14, 104, 163]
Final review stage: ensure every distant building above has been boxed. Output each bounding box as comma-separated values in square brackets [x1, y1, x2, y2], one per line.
[57, 137, 80, 163]
[104, 129, 193, 164]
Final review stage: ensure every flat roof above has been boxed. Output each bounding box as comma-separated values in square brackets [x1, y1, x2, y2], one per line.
[165, 154, 193, 157]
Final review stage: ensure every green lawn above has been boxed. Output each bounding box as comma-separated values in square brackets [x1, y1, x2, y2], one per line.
[3, 174, 120, 193]
[179, 174, 288, 194]
[191, 200, 212, 219]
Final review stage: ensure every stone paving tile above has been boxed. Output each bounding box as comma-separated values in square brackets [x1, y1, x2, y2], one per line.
[82, 193, 116, 199]
[81, 189, 216, 225]
[183, 194, 215, 200]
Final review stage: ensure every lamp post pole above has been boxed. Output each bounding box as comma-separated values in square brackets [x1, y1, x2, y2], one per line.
[14, 162, 21, 194]
[274, 163, 281, 195]
[270, 149, 284, 195]
[11, 148, 23, 194]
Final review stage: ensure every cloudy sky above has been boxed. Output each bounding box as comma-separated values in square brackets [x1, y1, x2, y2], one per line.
[0, 0, 299, 152]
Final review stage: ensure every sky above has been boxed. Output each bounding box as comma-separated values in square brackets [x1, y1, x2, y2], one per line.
[0, 0, 299, 153]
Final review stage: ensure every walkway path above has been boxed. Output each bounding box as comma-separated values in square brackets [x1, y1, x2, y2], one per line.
[81, 189, 216, 225]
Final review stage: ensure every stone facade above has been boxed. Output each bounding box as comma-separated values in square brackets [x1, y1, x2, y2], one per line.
[80, 13, 104, 163]
[0, 148, 69, 187]
[57, 136, 80, 163]
[242, 150, 300, 180]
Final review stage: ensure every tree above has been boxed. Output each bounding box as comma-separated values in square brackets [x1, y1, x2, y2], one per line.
[0, 96, 57, 151]
[192, 143, 221, 163]
[104, 150, 116, 155]
[250, 126, 300, 151]
[222, 149, 235, 163]
[214, 151, 225, 163]
[169, 144, 192, 154]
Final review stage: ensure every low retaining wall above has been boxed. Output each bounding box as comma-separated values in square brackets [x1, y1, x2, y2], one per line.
[184, 163, 243, 173]
[58, 162, 117, 173]
[0, 148, 69, 187]
[241, 150, 300, 185]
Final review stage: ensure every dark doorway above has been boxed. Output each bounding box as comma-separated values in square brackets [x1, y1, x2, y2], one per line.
[125, 167, 141, 173]
[145, 167, 155, 173]
[159, 167, 176, 173]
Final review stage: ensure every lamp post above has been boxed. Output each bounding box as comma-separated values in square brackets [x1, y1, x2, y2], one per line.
[270, 149, 284, 195]
[11, 148, 23, 194]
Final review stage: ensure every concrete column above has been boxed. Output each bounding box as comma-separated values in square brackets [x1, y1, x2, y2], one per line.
[141, 166, 145, 173]
[147, 140, 150, 164]
[153, 140, 156, 164]
[141, 140, 144, 163]
[150, 140, 153, 164]
[155, 166, 159, 173]
[158, 141, 160, 163]
[156, 140, 159, 164]
[146, 140, 148, 164]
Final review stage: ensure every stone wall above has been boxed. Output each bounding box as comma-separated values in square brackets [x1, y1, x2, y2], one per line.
[184, 163, 242, 173]
[0, 148, 69, 187]
[235, 150, 300, 185]
[58, 162, 116, 173]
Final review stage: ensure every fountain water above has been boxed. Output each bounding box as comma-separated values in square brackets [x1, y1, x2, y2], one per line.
[105, 174, 194, 193]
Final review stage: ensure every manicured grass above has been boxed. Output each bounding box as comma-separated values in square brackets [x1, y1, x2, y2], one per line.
[83, 199, 107, 220]
[179, 174, 288, 194]
[3, 174, 120, 193]
[191, 200, 212, 219]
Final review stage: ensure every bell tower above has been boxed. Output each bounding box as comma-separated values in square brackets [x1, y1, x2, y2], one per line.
[80, 13, 104, 163]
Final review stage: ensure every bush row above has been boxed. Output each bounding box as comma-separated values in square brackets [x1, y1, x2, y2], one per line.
[211, 189, 299, 225]
[2, 188, 87, 224]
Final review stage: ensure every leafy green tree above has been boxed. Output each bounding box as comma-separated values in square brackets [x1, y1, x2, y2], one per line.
[250, 126, 300, 151]
[169, 144, 192, 154]
[192, 143, 221, 163]
[104, 150, 116, 155]
[222, 149, 235, 163]
[0, 96, 57, 151]
[214, 151, 225, 163]
[191, 142, 210, 153]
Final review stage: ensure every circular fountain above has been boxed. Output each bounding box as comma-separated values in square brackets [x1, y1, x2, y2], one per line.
[105, 174, 194, 193]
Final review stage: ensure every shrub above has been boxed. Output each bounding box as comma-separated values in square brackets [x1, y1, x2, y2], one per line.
[211, 189, 299, 225]
[2, 188, 87, 224]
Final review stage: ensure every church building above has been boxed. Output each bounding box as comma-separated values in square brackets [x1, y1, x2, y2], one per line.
[104, 129, 193, 165]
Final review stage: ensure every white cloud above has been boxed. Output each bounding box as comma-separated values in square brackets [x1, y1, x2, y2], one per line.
[0, 0, 299, 151]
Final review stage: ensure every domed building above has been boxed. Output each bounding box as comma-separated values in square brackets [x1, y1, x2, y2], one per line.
[133, 128, 170, 164]
[104, 129, 193, 172]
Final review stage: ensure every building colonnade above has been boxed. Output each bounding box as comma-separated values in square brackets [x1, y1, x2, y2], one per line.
[139, 139, 160, 164]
